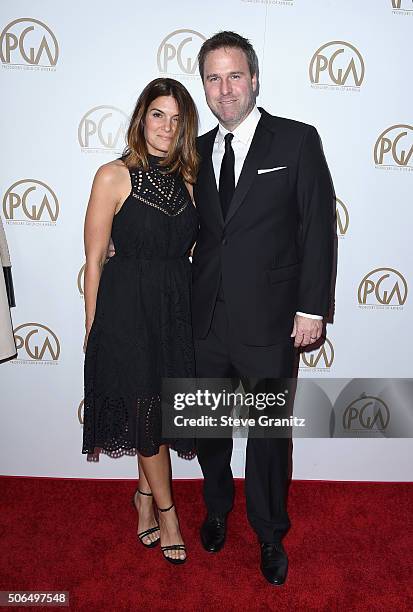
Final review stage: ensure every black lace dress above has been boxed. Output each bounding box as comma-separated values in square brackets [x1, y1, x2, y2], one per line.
[82, 155, 198, 459]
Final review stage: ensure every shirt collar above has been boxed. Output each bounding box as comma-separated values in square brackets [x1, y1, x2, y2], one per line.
[217, 105, 261, 146]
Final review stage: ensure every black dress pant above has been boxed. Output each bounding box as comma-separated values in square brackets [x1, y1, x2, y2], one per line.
[194, 292, 295, 543]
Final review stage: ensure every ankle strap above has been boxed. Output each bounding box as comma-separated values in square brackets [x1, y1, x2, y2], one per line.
[158, 503, 174, 513]
[137, 488, 153, 497]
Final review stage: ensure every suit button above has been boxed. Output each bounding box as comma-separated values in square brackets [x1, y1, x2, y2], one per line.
[222, 237, 227, 246]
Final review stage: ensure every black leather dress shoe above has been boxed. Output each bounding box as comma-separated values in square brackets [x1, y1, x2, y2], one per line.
[200, 514, 227, 552]
[260, 541, 288, 586]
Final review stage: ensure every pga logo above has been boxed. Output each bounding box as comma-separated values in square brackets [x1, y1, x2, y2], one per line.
[3, 179, 59, 224]
[14, 323, 60, 362]
[358, 268, 408, 307]
[78, 106, 128, 151]
[157, 29, 206, 76]
[300, 338, 335, 370]
[0, 18, 58, 67]
[374, 125, 413, 168]
[309, 41, 365, 88]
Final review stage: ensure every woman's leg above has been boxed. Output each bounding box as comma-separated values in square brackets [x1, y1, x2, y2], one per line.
[139, 445, 186, 561]
[134, 456, 160, 545]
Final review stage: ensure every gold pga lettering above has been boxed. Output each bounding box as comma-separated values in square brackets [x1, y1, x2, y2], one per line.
[0, 18, 58, 66]
[358, 268, 408, 306]
[3, 179, 59, 223]
[14, 323, 60, 361]
[78, 400, 84, 425]
[374, 125, 413, 167]
[336, 197, 349, 236]
[157, 29, 206, 75]
[78, 106, 128, 150]
[342, 395, 390, 431]
[78, 264, 85, 297]
[392, 0, 413, 9]
[309, 41, 364, 87]
[301, 338, 334, 369]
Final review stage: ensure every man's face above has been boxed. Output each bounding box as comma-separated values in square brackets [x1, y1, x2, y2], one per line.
[203, 47, 257, 130]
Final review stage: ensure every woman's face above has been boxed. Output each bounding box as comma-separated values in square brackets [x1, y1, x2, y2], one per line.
[144, 95, 179, 157]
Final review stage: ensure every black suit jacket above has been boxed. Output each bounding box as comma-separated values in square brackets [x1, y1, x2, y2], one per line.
[192, 108, 335, 346]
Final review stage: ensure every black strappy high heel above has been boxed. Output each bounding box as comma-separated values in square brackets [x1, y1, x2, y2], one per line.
[132, 489, 160, 548]
[158, 503, 187, 565]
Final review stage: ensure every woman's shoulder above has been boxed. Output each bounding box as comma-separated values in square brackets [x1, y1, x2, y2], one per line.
[94, 159, 129, 186]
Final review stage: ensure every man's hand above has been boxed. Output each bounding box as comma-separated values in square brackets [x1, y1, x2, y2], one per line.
[106, 238, 115, 259]
[291, 314, 323, 348]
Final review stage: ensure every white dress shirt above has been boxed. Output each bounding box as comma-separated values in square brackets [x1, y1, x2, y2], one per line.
[212, 105, 322, 321]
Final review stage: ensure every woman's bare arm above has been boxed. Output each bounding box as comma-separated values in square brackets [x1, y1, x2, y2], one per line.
[83, 163, 124, 346]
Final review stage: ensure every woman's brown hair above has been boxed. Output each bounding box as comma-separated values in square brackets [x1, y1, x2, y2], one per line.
[122, 78, 199, 184]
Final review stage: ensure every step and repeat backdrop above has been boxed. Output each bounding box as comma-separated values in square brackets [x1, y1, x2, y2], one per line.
[0, 0, 412, 480]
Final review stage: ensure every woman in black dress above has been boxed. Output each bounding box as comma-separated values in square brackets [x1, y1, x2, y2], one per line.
[82, 78, 199, 564]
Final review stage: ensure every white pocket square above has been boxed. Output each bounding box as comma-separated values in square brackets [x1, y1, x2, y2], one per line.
[257, 166, 287, 174]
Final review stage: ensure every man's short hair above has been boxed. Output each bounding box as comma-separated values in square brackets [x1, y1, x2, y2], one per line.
[198, 31, 259, 81]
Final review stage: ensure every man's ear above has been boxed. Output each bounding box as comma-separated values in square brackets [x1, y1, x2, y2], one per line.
[252, 73, 258, 93]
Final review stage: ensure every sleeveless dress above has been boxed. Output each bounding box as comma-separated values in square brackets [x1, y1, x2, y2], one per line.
[82, 154, 198, 459]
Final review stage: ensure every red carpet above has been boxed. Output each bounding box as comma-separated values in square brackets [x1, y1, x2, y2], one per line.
[0, 477, 412, 611]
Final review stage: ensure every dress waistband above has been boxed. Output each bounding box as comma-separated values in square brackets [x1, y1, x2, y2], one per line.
[114, 254, 188, 261]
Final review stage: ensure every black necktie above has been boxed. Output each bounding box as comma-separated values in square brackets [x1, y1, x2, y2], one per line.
[219, 133, 235, 219]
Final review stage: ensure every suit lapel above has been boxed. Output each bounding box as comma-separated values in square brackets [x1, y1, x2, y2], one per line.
[198, 127, 224, 226]
[224, 117, 272, 226]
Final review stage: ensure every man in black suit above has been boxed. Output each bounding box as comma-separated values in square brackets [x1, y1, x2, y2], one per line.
[192, 31, 335, 585]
